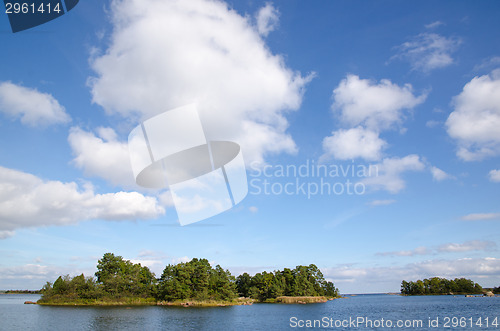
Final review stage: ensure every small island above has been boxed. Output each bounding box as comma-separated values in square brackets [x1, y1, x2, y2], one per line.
[401, 277, 486, 296]
[37, 253, 339, 306]
[1, 290, 41, 294]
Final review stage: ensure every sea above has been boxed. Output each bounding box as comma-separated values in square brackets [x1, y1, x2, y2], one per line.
[0, 293, 499, 330]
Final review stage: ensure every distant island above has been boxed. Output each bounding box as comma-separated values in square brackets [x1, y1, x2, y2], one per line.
[1, 290, 41, 294]
[401, 277, 489, 296]
[37, 253, 339, 306]
[0, 290, 42, 294]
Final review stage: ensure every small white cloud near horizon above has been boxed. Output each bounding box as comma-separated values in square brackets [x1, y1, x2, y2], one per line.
[322, 257, 500, 293]
[369, 199, 396, 206]
[446, 69, 500, 161]
[377, 246, 431, 257]
[249, 206, 258, 213]
[461, 213, 500, 221]
[171, 256, 191, 264]
[438, 240, 496, 253]
[0, 81, 70, 127]
[256, 3, 279, 37]
[392, 32, 462, 72]
[378, 240, 496, 257]
[489, 169, 500, 183]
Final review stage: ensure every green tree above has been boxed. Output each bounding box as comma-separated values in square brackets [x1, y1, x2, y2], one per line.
[52, 275, 70, 295]
[281, 268, 297, 296]
[236, 273, 252, 297]
[94, 252, 156, 297]
[157, 258, 237, 302]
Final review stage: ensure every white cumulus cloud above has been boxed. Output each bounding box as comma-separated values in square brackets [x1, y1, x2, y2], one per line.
[331, 75, 426, 131]
[446, 69, 500, 161]
[0, 81, 70, 126]
[321, 75, 426, 164]
[68, 127, 135, 187]
[321, 127, 387, 161]
[0, 166, 165, 237]
[88, 0, 313, 165]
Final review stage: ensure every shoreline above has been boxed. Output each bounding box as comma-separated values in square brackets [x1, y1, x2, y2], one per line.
[35, 296, 337, 307]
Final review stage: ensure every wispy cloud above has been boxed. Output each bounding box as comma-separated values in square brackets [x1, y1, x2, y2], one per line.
[437, 240, 496, 253]
[473, 56, 500, 72]
[425, 21, 445, 29]
[377, 246, 431, 257]
[488, 169, 500, 183]
[425, 120, 441, 128]
[255, 3, 279, 37]
[430, 166, 455, 181]
[249, 206, 258, 213]
[392, 33, 461, 72]
[369, 199, 396, 206]
[461, 213, 500, 221]
[361, 155, 425, 193]
[377, 240, 496, 257]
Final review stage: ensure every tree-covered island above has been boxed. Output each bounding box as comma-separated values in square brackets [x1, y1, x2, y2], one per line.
[401, 277, 484, 295]
[38, 253, 339, 306]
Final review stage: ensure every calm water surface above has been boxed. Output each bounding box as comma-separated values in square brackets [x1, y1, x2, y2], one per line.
[1, 294, 499, 330]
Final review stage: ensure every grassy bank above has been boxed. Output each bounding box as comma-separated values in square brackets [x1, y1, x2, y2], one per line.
[37, 296, 157, 306]
[37, 296, 256, 307]
[37, 296, 332, 306]
[272, 296, 330, 304]
[157, 297, 255, 307]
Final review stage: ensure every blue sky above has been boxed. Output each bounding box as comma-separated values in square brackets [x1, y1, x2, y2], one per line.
[1, 0, 499, 294]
